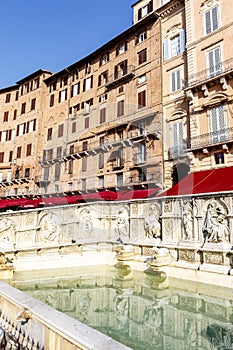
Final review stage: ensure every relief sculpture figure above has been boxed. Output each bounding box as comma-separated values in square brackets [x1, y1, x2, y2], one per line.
[202, 200, 229, 243]
[144, 204, 161, 239]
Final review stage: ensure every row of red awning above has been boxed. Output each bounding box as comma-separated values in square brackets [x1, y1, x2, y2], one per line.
[0, 187, 160, 210]
[1, 166, 232, 210]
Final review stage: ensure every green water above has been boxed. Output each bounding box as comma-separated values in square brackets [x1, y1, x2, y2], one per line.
[10, 265, 233, 350]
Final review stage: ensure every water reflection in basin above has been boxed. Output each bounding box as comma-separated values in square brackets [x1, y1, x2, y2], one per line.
[10, 266, 233, 350]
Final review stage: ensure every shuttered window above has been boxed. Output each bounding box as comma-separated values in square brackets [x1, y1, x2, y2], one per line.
[55, 164, 61, 181]
[100, 108, 106, 124]
[138, 90, 146, 109]
[164, 29, 186, 61]
[210, 105, 226, 143]
[117, 100, 124, 117]
[171, 69, 181, 92]
[208, 46, 221, 77]
[205, 6, 219, 35]
[170, 121, 184, 156]
[138, 48, 147, 65]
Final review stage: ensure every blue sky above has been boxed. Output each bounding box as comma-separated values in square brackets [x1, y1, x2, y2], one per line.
[0, 0, 133, 88]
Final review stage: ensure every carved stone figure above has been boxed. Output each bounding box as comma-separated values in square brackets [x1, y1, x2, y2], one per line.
[0, 218, 16, 248]
[115, 208, 129, 238]
[144, 204, 161, 239]
[183, 202, 193, 239]
[40, 213, 60, 242]
[202, 200, 229, 243]
[79, 208, 93, 238]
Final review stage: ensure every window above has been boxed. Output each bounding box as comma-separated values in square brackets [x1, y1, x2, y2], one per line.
[58, 124, 64, 137]
[82, 141, 88, 151]
[116, 43, 127, 56]
[117, 173, 123, 187]
[56, 146, 62, 158]
[59, 89, 67, 103]
[9, 151, 13, 162]
[25, 168, 30, 178]
[205, 6, 219, 35]
[170, 121, 184, 156]
[164, 29, 186, 61]
[81, 178, 86, 191]
[135, 31, 147, 44]
[44, 167, 50, 181]
[138, 49, 147, 65]
[138, 90, 146, 108]
[207, 46, 221, 77]
[100, 53, 109, 66]
[84, 117, 89, 129]
[34, 77, 40, 89]
[98, 71, 108, 86]
[100, 108, 106, 124]
[50, 94, 54, 107]
[55, 164, 61, 181]
[138, 1, 153, 20]
[214, 152, 225, 165]
[15, 91, 19, 101]
[47, 149, 53, 160]
[72, 122, 76, 133]
[26, 144, 32, 156]
[71, 82, 80, 97]
[210, 105, 226, 143]
[83, 76, 93, 91]
[31, 98, 36, 110]
[17, 146, 22, 158]
[99, 94, 107, 103]
[0, 152, 4, 163]
[138, 142, 146, 163]
[5, 93, 11, 103]
[138, 74, 146, 84]
[114, 60, 127, 80]
[21, 102, 26, 114]
[47, 128, 53, 141]
[98, 175, 104, 188]
[13, 110, 17, 120]
[3, 111, 9, 122]
[82, 157, 87, 172]
[171, 69, 182, 92]
[117, 100, 124, 117]
[85, 63, 91, 74]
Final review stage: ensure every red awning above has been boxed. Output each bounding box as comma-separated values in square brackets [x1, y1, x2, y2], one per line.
[116, 187, 159, 201]
[158, 166, 233, 197]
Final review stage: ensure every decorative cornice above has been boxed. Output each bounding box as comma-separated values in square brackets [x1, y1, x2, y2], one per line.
[156, 0, 184, 19]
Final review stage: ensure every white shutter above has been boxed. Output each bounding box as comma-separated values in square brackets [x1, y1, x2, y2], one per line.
[210, 106, 226, 143]
[179, 29, 186, 53]
[208, 47, 221, 77]
[164, 38, 170, 61]
[212, 6, 219, 31]
[205, 10, 211, 34]
[171, 72, 176, 92]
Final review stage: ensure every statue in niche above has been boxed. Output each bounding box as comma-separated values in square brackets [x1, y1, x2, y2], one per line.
[183, 201, 193, 239]
[0, 218, 16, 248]
[144, 204, 161, 239]
[202, 200, 229, 243]
[115, 208, 129, 239]
[79, 208, 93, 238]
[40, 213, 59, 242]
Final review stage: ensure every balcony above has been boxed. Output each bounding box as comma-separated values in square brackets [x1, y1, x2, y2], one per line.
[168, 142, 189, 159]
[189, 127, 233, 151]
[184, 58, 233, 89]
[105, 65, 135, 90]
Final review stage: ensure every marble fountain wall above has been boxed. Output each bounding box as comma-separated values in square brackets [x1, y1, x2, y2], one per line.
[0, 193, 233, 349]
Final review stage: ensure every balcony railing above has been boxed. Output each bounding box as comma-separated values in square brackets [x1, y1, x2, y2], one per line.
[184, 58, 233, 88]
[105, 65, 135, 89]
[40, 130, 158, 166]
[190, 127, 233, 150]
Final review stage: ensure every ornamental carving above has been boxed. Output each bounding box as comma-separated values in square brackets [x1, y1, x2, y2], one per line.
[202, 200, 229, 243]
[179, 250, 195, 262]
[205, 252, 223, 265]
[38, 213, 60, 242]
